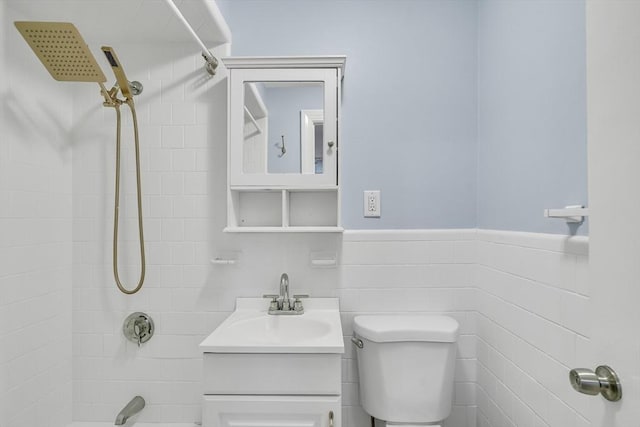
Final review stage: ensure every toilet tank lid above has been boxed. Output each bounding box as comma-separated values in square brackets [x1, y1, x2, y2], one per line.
[353, 315, 459, 343]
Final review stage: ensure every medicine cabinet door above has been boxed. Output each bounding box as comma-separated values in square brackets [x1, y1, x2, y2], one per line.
[229, 68, 338, 188]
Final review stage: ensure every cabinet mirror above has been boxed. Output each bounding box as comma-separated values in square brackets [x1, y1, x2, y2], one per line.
[243, 82, 325, 175]
[229, 68, 338, 187]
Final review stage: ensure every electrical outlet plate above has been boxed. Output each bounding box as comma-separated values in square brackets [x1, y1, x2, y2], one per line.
[364, 190, 380, 217]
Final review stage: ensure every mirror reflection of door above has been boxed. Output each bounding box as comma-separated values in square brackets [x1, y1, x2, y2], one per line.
[300, 109, 324, 174]
[242, 81, 324, 175]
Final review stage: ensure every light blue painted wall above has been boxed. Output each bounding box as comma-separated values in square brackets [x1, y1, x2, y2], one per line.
[219, 0, 479, 229]
[218, 0, 587, 234]
[477, 0, 588, 235]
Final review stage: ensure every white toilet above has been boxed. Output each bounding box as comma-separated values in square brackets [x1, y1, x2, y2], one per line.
[353, 314, 459, 427]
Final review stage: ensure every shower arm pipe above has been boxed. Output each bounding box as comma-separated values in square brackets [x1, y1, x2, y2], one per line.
[162, 0, 219, 75]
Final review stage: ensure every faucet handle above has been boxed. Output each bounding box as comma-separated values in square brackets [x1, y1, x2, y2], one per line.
[262, 294, 279, 311]
[293, 295, 309, 312]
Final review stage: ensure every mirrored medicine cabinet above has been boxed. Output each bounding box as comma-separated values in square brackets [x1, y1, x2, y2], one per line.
[222, 56, 346, 233]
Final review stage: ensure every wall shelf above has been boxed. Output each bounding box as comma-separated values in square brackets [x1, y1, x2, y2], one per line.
[227, 188, 341, 232]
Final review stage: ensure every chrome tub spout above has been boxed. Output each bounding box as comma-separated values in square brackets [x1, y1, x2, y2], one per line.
[115, 395, 145, 425]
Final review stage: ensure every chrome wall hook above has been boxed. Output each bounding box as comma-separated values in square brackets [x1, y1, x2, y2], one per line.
[275, 135, 286, 157]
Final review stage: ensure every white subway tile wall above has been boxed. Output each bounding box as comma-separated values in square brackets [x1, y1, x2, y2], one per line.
[71, 45, 222, 423]
[339, 231, 478, 427]
[0, 9, 74, 427]
[475, 230, 590, 427]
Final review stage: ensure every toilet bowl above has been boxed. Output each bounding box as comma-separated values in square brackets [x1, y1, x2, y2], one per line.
[353, 314, 459, 426]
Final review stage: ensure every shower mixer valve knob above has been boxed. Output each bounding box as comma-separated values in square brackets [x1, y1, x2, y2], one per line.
[123, 312, 154, 347]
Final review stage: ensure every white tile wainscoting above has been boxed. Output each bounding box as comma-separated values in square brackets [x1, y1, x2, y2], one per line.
[339, 230, 478, 427]
[71, 225, 479, 425]
[475, 230, 590, 427]
[70, 224, 589, 427]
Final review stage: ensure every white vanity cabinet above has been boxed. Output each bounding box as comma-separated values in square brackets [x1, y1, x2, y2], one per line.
[200, 298, 344, 427]
[203, 396, 340, 427]
[222, 56, 346, 232]
[201, 352, 342, 427]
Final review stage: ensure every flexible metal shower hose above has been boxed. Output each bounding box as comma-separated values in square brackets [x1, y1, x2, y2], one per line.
[113, 100, 145, 294]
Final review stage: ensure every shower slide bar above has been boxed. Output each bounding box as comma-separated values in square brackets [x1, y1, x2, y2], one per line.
[544, 205, 589, 223]
[162, 0, 222, 75]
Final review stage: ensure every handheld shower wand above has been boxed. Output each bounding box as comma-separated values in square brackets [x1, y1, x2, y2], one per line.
[102, 46, 140, 101]
[102, 47, 131, 99]
[102, 46, 143, 102]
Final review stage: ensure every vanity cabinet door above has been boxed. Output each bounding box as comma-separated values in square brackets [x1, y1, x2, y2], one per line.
[202, 395, 341, 427]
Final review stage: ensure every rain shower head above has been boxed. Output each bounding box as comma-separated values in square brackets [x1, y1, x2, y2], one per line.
[14, 21, 107, 83]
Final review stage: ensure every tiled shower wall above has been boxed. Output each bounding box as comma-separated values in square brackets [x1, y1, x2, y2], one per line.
[71, 43, 228, 422]
[0, 4, 74, 426]
[475, 230, 590, 427]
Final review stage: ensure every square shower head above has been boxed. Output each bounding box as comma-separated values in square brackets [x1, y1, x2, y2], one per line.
[14, 21, 107, 83]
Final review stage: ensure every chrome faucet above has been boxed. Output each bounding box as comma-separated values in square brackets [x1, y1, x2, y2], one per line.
[263, 273, 308, 315]
[280, 273, 291, 311]
[115, 396, 145, 425]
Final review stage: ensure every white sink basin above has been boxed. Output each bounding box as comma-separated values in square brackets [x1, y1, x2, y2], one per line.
[200, 298, 344, 353]
[225, 315, 332, 344]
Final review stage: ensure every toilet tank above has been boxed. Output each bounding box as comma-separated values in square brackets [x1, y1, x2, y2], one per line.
[353, 315, 459, 424]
